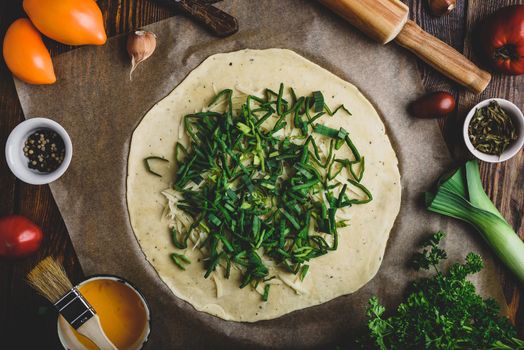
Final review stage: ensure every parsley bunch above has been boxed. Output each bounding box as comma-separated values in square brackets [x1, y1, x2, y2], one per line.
[361, 231, 524, 350]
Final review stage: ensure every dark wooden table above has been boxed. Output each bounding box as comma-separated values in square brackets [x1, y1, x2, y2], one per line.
[0, 0, 522, 348]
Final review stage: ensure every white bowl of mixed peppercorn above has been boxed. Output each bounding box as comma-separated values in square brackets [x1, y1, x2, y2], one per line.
[5, 118, 72, 185]
[463, 98, 524, 163]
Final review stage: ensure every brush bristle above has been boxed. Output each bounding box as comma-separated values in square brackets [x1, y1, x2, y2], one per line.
[27, 257, 73, 303]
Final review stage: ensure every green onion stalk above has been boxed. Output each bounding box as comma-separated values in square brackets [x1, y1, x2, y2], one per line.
[426, 159, 524, 283]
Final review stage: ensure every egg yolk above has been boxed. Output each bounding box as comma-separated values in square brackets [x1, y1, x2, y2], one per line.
[67, 278, 147, 350]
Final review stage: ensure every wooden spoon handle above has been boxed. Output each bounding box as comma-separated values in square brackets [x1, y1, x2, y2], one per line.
[395, 20, 491, 94]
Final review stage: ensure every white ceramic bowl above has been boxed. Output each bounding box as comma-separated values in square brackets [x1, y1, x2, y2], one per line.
[463, 98, 524, 163]
[5, 118, 73, 185]
[57, 275, 151, 350]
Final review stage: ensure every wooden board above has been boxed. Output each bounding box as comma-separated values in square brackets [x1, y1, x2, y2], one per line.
[0, 0, 522, 348]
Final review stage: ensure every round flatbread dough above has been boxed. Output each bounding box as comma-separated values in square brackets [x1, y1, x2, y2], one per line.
[127, 49, 401, 322]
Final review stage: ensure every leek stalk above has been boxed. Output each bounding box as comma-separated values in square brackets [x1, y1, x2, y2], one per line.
[426, 159, 524, 283]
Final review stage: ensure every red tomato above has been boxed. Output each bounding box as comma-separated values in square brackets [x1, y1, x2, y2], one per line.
[0, 215, 43, 258]
[477, 5, 524, 75]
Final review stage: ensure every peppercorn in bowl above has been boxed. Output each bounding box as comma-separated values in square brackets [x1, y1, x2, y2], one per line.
[5, 118, 72, 185]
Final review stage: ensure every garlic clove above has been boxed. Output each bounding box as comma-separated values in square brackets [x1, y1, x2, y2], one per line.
[127, 30, 157, 80]
[428, 0, 456, 17]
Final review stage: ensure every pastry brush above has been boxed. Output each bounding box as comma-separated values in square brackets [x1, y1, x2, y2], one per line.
[27, 257, 117, 350]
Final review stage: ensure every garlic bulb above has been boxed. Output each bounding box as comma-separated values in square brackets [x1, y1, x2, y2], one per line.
[428, 0, 456, 17]
[127, 30, 157, 80]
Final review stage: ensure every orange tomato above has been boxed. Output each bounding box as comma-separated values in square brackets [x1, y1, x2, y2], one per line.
[2, 19, 56, 85]
[23, 0, 107, 46]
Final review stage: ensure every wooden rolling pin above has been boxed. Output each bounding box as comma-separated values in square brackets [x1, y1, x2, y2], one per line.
[319, 0, 491, 94]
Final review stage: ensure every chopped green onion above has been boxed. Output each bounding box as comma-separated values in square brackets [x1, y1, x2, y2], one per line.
[324, 103, 351, 117]
[144, 156, 168, 177]
[237, 122, 251, 135]
[299, 264, 309, 281]
[168, 84, 372, 299]
[262, 284, 271, 302]
[171, 252, 191, 270]
[313, 124, 339, 138]
[312, 91, 325, 113]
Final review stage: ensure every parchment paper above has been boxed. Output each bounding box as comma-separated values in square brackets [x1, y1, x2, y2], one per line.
[14, 1, 505, 348]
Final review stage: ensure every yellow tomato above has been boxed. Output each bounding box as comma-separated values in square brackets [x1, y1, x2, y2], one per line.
[2, 19, 56, 85]
[23, 0, 107, 46]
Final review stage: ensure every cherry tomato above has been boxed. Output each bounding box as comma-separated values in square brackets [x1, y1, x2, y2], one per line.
[0, 215, 43, 258]
[23, 0, 107, 46]
[409, 91, 456, 119]
[2, 19, 56, 85]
